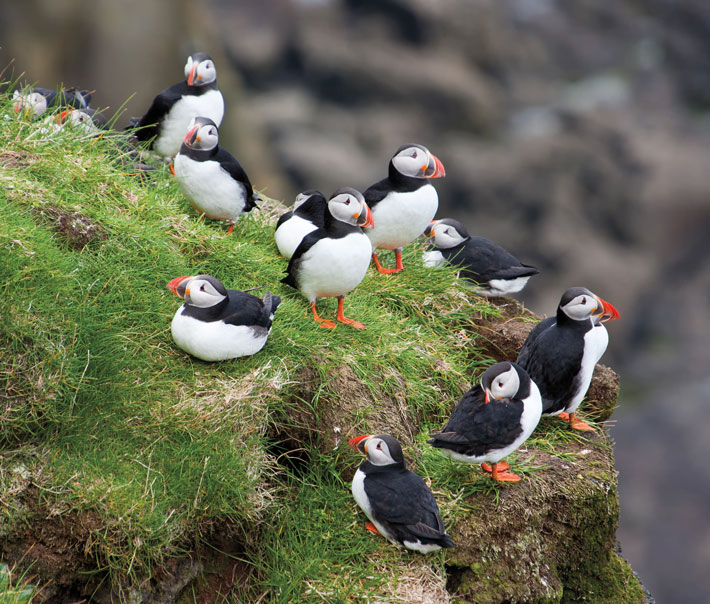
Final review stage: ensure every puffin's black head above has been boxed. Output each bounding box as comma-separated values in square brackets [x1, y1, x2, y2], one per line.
[184, 53, 217, 87]
[390, 144, 445, 179]
[183, 116, 219, 150]
[293, 190, 326, 210]
[348, 433, 405, 466]
[327, 188, 374, 228]
[424, 218, 470, 248]
[166, 274, 228, 307]
[558, 287, 620, 324]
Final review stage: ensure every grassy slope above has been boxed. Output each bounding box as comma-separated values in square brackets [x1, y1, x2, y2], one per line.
[0, 92, 499, 600]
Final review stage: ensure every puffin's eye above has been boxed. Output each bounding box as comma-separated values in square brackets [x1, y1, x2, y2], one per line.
[200, 284, 206, 292]
[376, 442, 382, 450]
[411, 150, 418, 158]
[344, 198, 351, 205]
[580, 298, 587, 305]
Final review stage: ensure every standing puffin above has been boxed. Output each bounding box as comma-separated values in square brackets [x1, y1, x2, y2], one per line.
[281, 188, 374, 329]
[349, 433, 454, 552]
[166, 274, 280, 361]
[133, 53, 224, 158]
[429, 362, 542, 482]
[364, 144, 445, 274]
[173, 117, 258, 234]
[423, 218, 539, 296]
[516, 287, 620, 431]
[274, 190, 327, 259]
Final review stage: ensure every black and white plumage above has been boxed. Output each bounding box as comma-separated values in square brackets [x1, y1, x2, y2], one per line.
[12, 87, 91, 119]
[349, 433, 454, 553]
[429, 362, 542, 482]
[166, 274, 280, 361]
[516, 287, 620, 431]
[423, 219, 539, 296]
[173, 117, 258, 233]
[364, 144, 445, 274]
[274, 190, 327, 259]
[57, 107, 108, 134]
[281, 188, 374, 329]
[133, 53, 224, 158]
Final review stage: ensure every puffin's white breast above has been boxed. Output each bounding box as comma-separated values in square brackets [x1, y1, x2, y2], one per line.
[274, 215, 319, 259]
[422, 249, 446, 268]
[296, 232, 372, 301]
[170, 307, 268, 361]
[351, 469, 395, 542]
[367, 185, 438, 250]
[480, 276, 532, 297]
[565, 324, 608, 414]
[154, 89, 224, 158]
[173, 155, 247, 222]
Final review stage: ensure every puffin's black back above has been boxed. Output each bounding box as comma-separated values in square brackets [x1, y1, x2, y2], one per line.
[181, 289, 279, 329]
[516, 313, 591, 414]
[275, 191, 327, 230]
[360, 460, 454, 548]
[429, 384, 526, 457]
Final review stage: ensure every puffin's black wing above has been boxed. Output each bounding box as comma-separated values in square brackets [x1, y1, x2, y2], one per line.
[213, 147, 257, 209]
[221, 290, 278, 329]
[516, 317, 555, 369]
[281, 230, 322, 289]
[516, 325, 585, 413]
[429, 386, 525, 456]
[134, 81, 187, 142]
[365, 467, 453, 547]
[443, 238, 538, 285]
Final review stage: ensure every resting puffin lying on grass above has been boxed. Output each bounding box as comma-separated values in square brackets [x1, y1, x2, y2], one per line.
[167, 274, 279, 361]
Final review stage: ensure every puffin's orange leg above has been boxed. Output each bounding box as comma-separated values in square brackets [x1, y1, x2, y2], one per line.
[311, 302, 336, 329]
[481, 461, 511, 473]
[556, 412, 570, 421]
[490, 462, 521, 483]
[169, 161, 175, 176]
[365, 521, 381, 535]
[393, 248, 404, 272]
[226, 222, 234, 235]
[336, 297, 365, 330]
[569, 413, 596, 432]
[372, 252, 401, 275]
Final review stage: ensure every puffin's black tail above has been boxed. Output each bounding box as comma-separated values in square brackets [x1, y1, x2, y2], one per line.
[262, 292, 281, 318]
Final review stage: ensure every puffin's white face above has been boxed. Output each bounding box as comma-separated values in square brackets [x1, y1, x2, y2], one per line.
[63, 109, 100, 133]
[184, 119, 219, 150]
[391, 144, 445, 179]
[185, 56, 216, 86]
[431, 221, 467, 249]
[13, 91, 47, 117]
[327, 190, 372, 228]
[363, 436, 398, 466]
[560, 292, 601, 322]
[183, 277, 227, 308]
[482, 365, 520, 401]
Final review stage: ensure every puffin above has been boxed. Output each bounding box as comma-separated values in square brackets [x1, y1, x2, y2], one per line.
[422, 218, 539, 296]
[516, 287, 620, 431]
[56, 107, 107, 134]
[281, 188, 374, 329]
[173, 117, 258, 234]
[12, 86, 91, 119]
[132, 53, 224, 158]
[166, 274, 280, 361]
[349, 433, 454, 552]
[429, 362, 542, 482]
[363, 144, 445, 274]
[274, 190, 327, 259]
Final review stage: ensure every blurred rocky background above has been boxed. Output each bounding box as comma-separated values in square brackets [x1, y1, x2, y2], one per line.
[2, 0, 709, 601]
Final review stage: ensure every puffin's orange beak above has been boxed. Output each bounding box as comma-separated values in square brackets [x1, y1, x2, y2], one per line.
[349, 434, 371, 455]
[423, 219, 438, 237]
[167, 276, 193, 297]
[596, 297, 620, 322]
[356, 203, 374, 229]
[184, 125, 199, 145]
[187, 63, 199, 86]
[422, 154, 446, 178]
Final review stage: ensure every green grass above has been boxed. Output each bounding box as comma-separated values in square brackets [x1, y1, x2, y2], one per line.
[0, 88, 501, 597]
[0, 87, 616, 602]
[0, 564, 35, 604]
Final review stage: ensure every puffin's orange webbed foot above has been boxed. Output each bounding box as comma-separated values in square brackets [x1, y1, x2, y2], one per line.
[569, 413, 596, 431]
[365, 521, 381, 535]
[481, 461, 511, 473]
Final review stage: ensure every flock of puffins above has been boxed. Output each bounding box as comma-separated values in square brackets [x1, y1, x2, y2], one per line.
[12, 52, 621, 554]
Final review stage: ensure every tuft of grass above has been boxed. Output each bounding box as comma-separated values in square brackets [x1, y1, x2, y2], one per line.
[0, 563, 36, 604]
